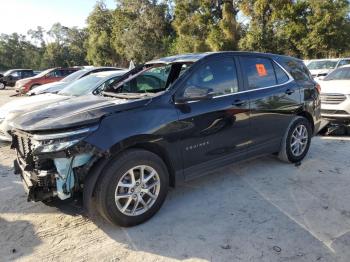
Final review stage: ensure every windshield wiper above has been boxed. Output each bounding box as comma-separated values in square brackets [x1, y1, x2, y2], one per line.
[101, 91, 153, 99]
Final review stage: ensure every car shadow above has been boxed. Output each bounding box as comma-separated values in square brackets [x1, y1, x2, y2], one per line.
[0, 218, 41, 261]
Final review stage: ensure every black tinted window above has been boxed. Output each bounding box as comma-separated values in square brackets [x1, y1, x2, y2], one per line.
[184, 58, 239, 96]
[241, 57, 276, 89]
[285, 60, 311, 81]
[21, 71, 33, 78]
[273, 63, 289, 84]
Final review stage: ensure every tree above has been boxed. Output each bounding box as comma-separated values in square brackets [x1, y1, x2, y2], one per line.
[172, 0, 241, 53]
[207, 0, 241, 51]
[300, 0, 350, 58]
[86, 1, 120, 66]
[239, 0, 292, 53]
[112, 0, 169, 64]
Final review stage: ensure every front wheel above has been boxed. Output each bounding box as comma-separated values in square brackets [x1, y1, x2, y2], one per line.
[0, 82, 5, 90]
[95, 149, 169, 227]
[278, 116, 312, 163]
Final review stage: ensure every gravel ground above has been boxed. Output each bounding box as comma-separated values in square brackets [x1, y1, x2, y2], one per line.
[0, 89, 350, 262]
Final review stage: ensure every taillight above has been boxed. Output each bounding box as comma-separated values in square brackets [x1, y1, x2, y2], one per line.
[315, 83, 321, 94]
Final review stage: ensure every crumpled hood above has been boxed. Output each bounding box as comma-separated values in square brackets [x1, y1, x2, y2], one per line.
[28, 82, 68, 95]
[11, 95, 150, 132]
[0, 93, 68, 119]
[319, 80, 350, 94]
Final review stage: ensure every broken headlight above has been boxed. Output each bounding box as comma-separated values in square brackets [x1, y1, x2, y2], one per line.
[32, 125, 98, 154]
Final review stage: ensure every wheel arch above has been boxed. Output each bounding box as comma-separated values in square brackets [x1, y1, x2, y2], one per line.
[83, 136, 177, 211]
[297, 111, 314, 133]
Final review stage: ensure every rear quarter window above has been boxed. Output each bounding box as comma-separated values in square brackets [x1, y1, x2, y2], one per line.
[282, 59, 312, 82]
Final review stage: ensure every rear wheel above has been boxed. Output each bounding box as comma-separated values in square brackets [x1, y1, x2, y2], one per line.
[0, 82, 5, 90]
[278, 116, 312, 163]
[95, 149, 169, 227]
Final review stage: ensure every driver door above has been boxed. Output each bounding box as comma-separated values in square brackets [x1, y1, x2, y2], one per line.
[174, 56, 251, 180]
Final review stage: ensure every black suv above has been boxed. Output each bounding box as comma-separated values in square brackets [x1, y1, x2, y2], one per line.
[0, 69, 35, 89]
[11, 52, 321, 226]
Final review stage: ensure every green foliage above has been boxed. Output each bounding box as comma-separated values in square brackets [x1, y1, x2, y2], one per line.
[112, 0, 170, 64]
[86, 1, 120, 66]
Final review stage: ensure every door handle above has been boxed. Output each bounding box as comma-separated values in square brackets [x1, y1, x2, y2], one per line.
[232, 99, 246, 106]
[285, 89, 295, 95]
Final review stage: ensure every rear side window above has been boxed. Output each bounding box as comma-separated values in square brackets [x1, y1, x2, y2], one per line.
[240, 57, 277, 89]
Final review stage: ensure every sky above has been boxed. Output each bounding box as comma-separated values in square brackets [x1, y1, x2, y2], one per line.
[0, 0, 116, 35]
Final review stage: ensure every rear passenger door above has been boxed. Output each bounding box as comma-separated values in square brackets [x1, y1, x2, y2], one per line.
[238, 55, 301, 151]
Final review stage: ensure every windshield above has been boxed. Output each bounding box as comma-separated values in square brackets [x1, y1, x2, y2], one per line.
[324, 67, 350, 81]
[104, 63, 192, 98]
[3, 70, 13, 76]
[307, 60, 338, 70]
[60, 69, 87, 83]
[35, 68, 54, 78]
[58, 74, 119, 96]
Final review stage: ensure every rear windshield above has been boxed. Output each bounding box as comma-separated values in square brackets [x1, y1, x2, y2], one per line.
[60, 69, 87, 83]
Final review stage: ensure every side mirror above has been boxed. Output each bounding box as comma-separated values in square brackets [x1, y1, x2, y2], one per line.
[175, 86, 214, 104]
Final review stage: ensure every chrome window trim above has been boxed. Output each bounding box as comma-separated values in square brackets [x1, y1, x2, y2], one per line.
[183, 59, 295, 103]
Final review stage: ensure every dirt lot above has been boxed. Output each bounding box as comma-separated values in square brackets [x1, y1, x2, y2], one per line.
[0, 89, 350, 262]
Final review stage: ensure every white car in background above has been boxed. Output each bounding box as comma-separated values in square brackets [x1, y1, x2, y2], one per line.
[319, 65, 350, 123]
[0, 70, 128, 141]
[307, 59, 339, 79]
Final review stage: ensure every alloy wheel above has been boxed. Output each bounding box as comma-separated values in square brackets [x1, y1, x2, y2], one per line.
[290, 124, 308, 157]
[115, 165, 160, 216]
[0, 83, 5, 90]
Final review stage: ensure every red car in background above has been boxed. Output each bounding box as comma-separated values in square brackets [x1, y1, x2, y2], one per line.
[15, 67, 79, 93]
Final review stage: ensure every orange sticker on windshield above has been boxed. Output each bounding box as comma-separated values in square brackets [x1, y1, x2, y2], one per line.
[256, 64, 267, 77]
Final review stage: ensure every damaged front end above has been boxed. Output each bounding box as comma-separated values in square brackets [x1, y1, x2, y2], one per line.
[11, 126, 100, 202]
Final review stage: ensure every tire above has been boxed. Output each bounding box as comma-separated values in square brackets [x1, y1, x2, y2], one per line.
[278, 116, 312, 163]
[95, 149, 169, 227]
[0, 82, 5, 90]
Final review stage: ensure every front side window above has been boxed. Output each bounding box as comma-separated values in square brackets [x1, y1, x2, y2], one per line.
[183, 58, 239, 97]
[10, 71, 20, 77]
[241, 57, 277, 89]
